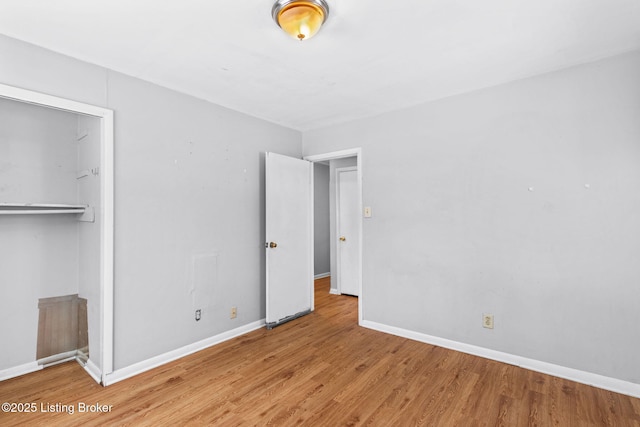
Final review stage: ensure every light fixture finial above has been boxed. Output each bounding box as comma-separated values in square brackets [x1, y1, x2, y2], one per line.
[272, 0, 330, 41]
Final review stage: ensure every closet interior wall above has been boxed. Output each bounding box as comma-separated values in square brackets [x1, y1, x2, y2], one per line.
[0, 97, 101, 374]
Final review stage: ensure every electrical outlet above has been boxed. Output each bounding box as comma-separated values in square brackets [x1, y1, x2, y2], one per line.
[195, 309, 201, 321]
[483, 313, 494, 329]
[230, 307, 237, 319]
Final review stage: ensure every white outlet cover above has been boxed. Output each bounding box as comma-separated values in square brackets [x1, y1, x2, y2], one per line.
[483, 314, 494, 329]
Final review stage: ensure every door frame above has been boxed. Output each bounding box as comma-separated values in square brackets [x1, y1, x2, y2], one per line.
[0, 83, 115, 384]
[304, 148, 363, 325]
[336, 166, 358, 296]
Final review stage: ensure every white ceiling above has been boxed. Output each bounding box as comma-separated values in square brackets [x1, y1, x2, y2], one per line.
[1, 0, 639, 131]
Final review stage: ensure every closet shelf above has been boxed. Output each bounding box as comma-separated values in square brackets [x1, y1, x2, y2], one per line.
[0, 203, 87, 215]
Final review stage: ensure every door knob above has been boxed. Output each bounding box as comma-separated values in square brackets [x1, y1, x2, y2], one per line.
[339, 236, 346, 242]
[269, 242, 278, 248]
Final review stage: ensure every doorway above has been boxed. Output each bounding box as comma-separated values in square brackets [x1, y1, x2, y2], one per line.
[305, 148, 363, 325]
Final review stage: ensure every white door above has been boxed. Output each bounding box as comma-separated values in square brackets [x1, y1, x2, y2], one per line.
[265, 152, 314, 329]
[337, 167, 359, 296]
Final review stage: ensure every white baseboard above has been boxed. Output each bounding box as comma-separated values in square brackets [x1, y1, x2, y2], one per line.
[103, 319, 265, 386]
[0, 361, 42, 382]
[81, 358, 102, 385]
[1, 351, 101, 383]
[314, 272, 330, 279]
[38, 350, 78, 367]
[329, 288, 340, 295]
[361, 320, 640, 399]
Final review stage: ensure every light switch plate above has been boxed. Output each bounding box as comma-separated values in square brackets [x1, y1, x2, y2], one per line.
[364, 206, 372, 218]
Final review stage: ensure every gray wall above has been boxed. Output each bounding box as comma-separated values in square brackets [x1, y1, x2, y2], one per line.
[0, 34, 302, 371]
[313, 163, 330, 276]
[303, 50, 640, 385]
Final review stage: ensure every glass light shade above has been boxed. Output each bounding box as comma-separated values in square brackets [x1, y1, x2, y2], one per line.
[274, 1, 328, 41]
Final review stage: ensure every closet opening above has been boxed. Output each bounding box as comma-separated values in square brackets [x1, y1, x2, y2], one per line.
[0, 84, 114, 385]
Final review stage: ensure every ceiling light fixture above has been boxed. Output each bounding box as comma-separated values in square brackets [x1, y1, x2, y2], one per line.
[272, 0, 330, 41]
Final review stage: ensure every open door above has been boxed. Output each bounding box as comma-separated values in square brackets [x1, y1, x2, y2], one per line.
[265, 152, 314, 329]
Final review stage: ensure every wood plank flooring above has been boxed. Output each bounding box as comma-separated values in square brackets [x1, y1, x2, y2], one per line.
[1, 277, 639, 426]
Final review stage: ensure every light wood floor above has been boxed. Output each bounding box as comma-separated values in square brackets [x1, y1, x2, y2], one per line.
[1, 277, 639, 426]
